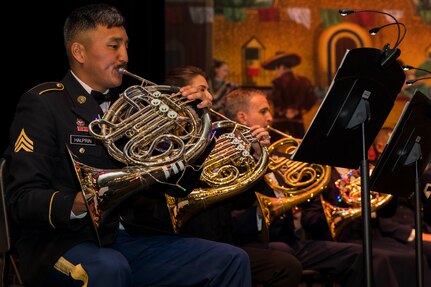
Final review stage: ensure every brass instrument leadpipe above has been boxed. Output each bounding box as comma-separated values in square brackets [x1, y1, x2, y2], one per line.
[119, 68, 193, 107]
[118, 67, 157, 86]
[209, 110, 288, 140]
[265, 125, 292, 139]
[209, 108, 228, 120]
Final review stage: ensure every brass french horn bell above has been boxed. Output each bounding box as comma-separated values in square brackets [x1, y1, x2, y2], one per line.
[165, 109, 269, 233]
[321, 168, 393, 240]
[256, 126, 332, 229]
[69, 68, 212, 245]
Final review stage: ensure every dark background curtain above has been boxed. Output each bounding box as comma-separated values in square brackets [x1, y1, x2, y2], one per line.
[1, 0, 165, 154]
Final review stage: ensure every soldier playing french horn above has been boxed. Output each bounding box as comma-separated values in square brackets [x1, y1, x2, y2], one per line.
[4, 4, 252, 287]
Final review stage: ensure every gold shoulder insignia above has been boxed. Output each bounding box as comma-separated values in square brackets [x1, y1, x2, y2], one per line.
[14, 128, 34, 152]
[54, 257, 89, 287]
[30, 82, 64, 95]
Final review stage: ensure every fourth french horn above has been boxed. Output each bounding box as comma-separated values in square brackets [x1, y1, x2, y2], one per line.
[321, 168, 393, 240]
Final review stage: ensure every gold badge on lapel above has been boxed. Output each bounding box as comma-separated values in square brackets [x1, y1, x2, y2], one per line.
[14, 128, 34, 152]
[77, 95, 87, 104]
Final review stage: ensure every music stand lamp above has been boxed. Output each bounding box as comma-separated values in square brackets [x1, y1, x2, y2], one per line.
[291, 47, 405, 287]
[370, 90, 431, 287]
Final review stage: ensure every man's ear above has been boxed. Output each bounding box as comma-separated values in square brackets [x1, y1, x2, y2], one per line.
[236, 111, 247, 125]
[71, 43, 85, 64]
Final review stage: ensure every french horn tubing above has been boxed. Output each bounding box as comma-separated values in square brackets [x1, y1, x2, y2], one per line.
[321, 168, 393, 240]
[165, 109, 269, 233]
[69, 68, 212, 244]
[256, 126, 331, 229]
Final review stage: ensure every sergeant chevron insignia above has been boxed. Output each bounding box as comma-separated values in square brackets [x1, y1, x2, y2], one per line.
[14, 128, 34, 152]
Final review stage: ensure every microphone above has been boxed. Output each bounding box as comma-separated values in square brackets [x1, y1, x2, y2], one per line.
[406, 76, 431, 86]
[339, 9, 404, 67]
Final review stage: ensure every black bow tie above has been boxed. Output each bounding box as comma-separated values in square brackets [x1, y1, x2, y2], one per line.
[91, 90, 112, 105]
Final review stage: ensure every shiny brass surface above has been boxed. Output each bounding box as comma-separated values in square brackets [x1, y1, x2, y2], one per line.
[166, 118, 269, 233]
[70, 69, 212, 243]
[321, 169, 393, 240]
[258, 127, 331, 229]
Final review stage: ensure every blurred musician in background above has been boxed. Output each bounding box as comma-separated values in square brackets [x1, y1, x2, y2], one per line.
[207, 59, 238, 116]
[163, 65, 303, 287]
[301, 127, 431, 286]
[223, 88, 405, 287]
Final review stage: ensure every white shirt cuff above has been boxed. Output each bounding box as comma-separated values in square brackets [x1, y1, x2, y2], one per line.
[70, 211, 87, 219]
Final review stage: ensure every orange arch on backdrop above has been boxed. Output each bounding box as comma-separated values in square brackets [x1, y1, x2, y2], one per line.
[308, 22, 407, 132]
[317, 22, 373, 87]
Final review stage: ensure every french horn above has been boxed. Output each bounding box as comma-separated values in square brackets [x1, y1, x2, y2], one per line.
[69, 68, 212, 244]
[321, 168, 393, 240]
[165, 110, 269, 233]
[255, 127, 332, 229]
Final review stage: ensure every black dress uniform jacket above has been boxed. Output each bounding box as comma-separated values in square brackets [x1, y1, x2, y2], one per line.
[5, 71, 122, 286]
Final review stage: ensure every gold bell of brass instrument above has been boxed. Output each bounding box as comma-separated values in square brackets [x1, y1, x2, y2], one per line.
[69, 68, 212, 244]
[256, 126, 332, 229]
[321, 169, 393, 240]
[165, 110, 269, 233]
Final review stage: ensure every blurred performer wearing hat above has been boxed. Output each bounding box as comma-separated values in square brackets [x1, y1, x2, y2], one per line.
[262, 51, 318, 139]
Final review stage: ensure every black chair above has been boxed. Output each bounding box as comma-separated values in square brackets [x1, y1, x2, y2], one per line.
[300, 269, 337, 287]
[297, 227, 338, 287]
[0, 158, 24, 287]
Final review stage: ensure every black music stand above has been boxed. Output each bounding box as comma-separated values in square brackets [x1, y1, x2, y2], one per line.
[369, 90, 431, 287]
[291, 47, 405, 287]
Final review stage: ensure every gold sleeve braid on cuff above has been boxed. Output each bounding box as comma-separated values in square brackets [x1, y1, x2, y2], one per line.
[54, 256, 89, 287]
[48, 191, 60, 228]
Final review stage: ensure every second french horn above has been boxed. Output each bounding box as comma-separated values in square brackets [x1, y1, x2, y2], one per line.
[166, 113, 269, 233]
[256, 127, 332, 229]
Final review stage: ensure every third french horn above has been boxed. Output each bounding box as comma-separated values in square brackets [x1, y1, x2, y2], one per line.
[256, 127, 332, 229]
